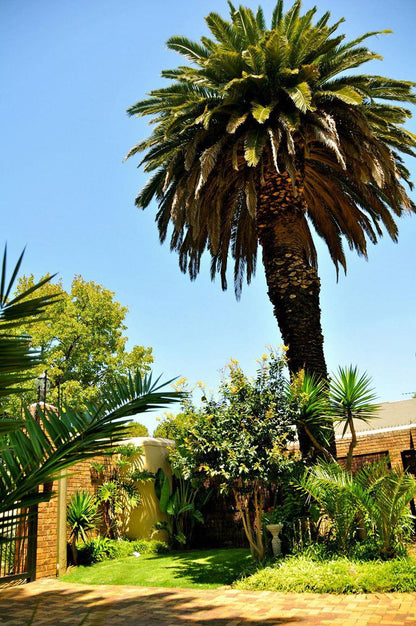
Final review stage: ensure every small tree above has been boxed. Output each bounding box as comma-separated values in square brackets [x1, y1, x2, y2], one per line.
[330, 366, 379, 471]
[170, 350, 295, 560]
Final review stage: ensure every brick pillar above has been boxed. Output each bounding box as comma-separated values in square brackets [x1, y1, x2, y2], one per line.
[28, 404, 59, 579]
[36, 481, 58, 579]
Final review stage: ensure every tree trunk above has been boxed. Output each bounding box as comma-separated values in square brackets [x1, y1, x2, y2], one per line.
[257, 171, 336, 459]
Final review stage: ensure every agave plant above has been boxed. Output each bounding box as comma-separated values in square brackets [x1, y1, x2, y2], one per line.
[0, 247, 185, 512]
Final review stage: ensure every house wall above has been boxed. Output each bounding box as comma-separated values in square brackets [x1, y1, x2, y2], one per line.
[336, 425, 416, 470]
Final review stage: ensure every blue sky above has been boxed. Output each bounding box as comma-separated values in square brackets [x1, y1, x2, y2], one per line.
[1, 0, 415, 431]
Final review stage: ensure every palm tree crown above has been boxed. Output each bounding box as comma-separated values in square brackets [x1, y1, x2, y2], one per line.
[126, 0, 416, 295]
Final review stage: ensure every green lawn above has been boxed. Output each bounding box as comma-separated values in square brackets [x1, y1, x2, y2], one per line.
[61, 548, 252, 589]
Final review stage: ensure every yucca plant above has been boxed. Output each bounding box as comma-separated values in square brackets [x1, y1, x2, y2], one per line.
[126, 0, 416, 457]
[329, 366, 379, 470]
[67, 490, 100, 564]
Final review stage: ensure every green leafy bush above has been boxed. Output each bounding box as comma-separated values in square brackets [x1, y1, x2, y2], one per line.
[235, 555, 416, 593]
[76, 537, 169, 565]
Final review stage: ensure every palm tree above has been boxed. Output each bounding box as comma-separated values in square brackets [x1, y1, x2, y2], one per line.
[0, 247, 184, 511]
[126, 1, 416, 454]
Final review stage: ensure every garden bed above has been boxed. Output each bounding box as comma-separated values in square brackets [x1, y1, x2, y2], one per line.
[234, 554, 416, 594]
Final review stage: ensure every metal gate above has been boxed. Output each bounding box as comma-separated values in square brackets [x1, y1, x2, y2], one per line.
[0, 506, 37, 587]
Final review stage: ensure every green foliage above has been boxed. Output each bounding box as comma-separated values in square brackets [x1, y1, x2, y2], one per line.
[3, 273, 154, 413]
[124, 421, 149, 438]
[235, 555, 416, 593]
[300, 459, 416, 557]
[0, 247, 184, 512]
[153, 467, 209, 547]
[153, 411, 193, 440]
[67, 491, 100, 564]
[76, 537, 169, 565]
[127, 0, 416, 298]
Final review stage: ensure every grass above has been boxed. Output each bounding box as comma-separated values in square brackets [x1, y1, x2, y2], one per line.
[61, 547, 252, 589]
[234, 554, 416, 594]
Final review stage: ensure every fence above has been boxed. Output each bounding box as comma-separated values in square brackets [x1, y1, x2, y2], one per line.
[0, 506, 37, 587]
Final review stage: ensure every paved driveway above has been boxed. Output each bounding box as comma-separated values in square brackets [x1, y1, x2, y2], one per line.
[1, 579, 416, 625]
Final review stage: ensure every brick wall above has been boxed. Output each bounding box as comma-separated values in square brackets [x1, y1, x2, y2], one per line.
[36, 482, 58, 579]
[336, 426, 416, 469]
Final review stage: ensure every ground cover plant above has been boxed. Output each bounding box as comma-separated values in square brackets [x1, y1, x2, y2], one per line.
[62, 547, 252, 589]
[234, 554, 416, 593]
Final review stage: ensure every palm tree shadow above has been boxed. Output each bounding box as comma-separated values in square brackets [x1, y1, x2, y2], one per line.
[0, 584, 302, 625]
[149, 549, 255, 587]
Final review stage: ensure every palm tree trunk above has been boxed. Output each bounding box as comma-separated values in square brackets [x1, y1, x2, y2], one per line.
[257, 172, 336, 459]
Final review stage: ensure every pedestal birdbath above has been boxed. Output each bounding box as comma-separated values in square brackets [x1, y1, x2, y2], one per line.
[266, 523, 283, 556]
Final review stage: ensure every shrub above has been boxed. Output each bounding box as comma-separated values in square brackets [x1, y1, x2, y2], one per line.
[76, 537, 169, 565]
[235, 555, 416, 593]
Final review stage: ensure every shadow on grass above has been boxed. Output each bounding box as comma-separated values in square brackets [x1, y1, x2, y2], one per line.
[149, 548, 255, 587]
[0, 583, 302, 625]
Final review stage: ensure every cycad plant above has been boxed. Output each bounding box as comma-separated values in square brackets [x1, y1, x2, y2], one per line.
[287, 370, 333, 460]
[300, 461, 358, 552]
[126, 1, 416, 455]
[67, 491, 100, 564]
[300, 459, 416, 557]
[352, 459, 416, 558]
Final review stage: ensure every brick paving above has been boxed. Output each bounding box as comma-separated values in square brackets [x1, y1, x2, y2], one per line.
[1, 580, 416, 625]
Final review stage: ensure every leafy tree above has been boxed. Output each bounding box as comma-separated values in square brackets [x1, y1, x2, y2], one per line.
[126, 1, 416, 456]
[153, 411, 194, 439]
[169, 351, 295, 560]
[0, 247, 184, 512]
[124, 421, 149, 438]
[4, 274, 153, 412]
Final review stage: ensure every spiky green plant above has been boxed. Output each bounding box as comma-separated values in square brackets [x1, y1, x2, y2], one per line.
[352, 459, 416, 558]
[126, 0, 416, 455]
[300, 461, 358, 552]
[329, 366, 379, 470]
[287, 370, 333, 460]
[67, 490, 100, 564]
